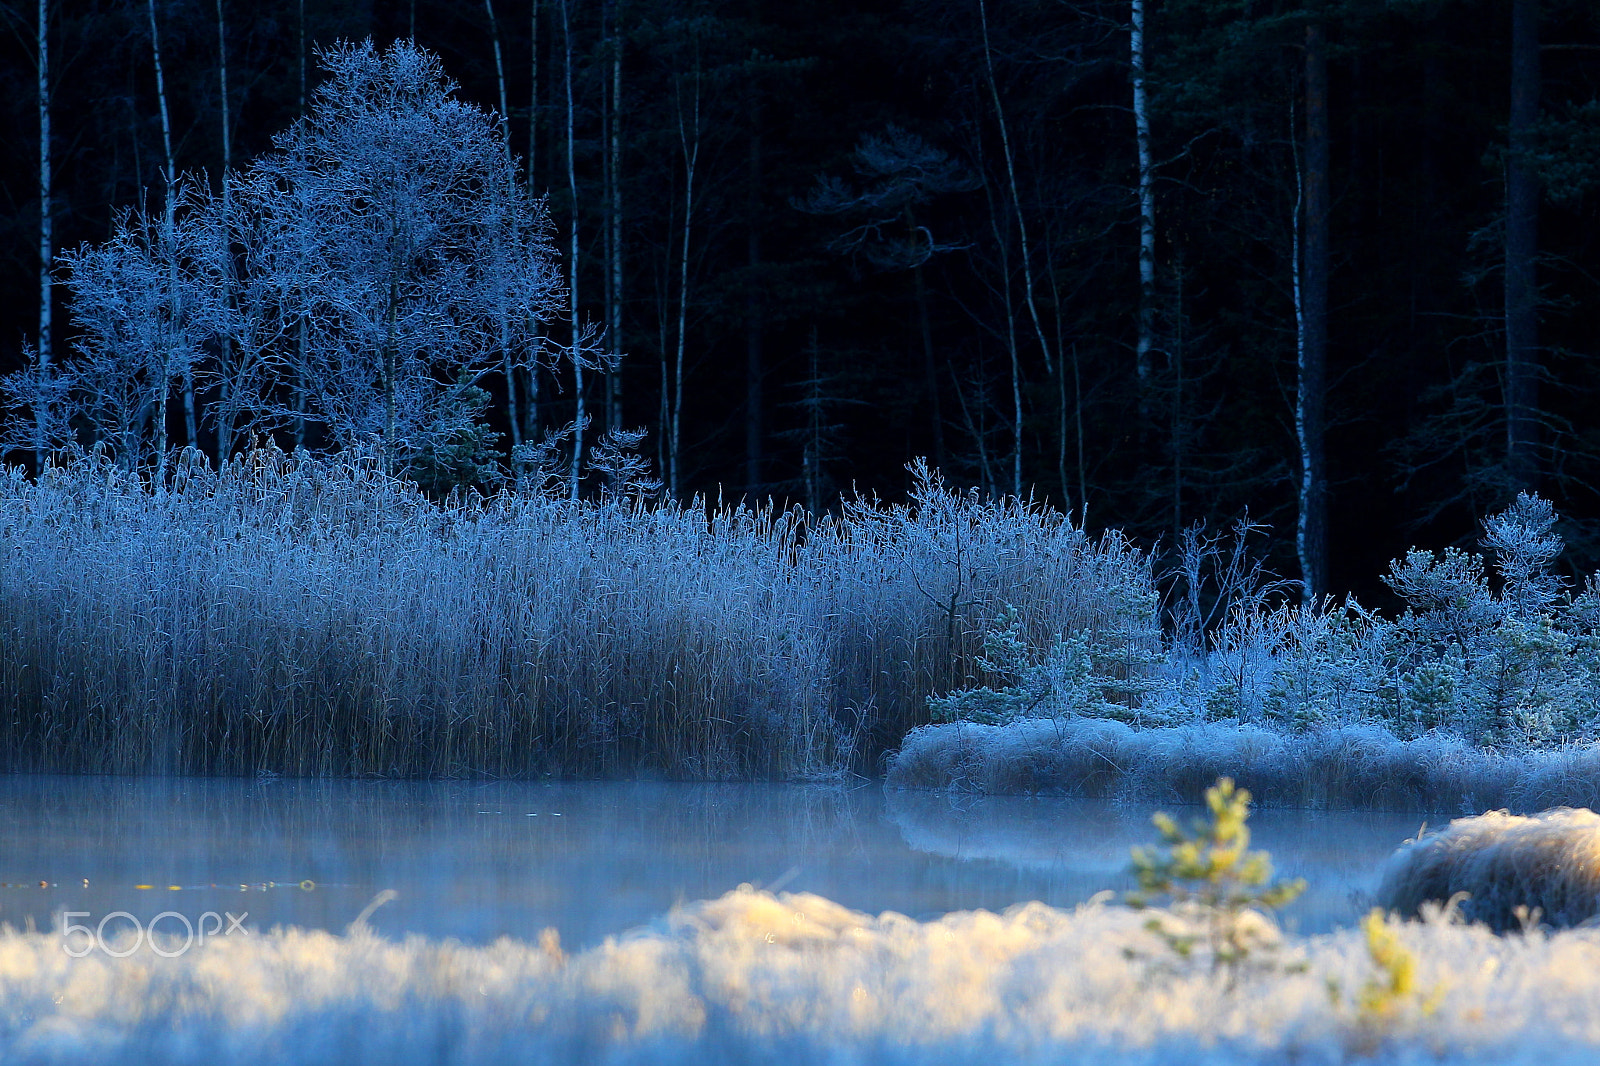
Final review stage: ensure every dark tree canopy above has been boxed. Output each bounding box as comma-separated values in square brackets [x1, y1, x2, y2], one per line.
[2, 0, 1598, 601]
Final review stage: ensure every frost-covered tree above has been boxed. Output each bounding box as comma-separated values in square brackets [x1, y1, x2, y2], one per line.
[233, 39, 562, 469]
[56, 179, 228, 472]
[5, 40, 566, 481]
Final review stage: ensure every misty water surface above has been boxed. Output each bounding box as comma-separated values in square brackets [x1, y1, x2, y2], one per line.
[0, 776, 1430, 946]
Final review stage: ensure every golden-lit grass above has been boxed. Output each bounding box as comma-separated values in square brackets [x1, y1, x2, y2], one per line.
[3, 886, 1600, 1063]
[1376, 807, 1600, 931]
[0, 450, 1156, 778]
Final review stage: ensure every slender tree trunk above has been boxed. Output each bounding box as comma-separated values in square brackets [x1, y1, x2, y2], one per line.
[148, 0, 186, 473]
[298, 0, 306, 114]
[984, 176, 1024, 497]
[658, 272, 670, 480]
[745, 81, 763, 495]
[977, 0, 1054, 386]
[215, 0, 234, 463]
[671, 61, 700, 501]
[35, 0, 51, 471]
[295, 320, 307, 452]
[562, 0, 583, 500]
[528, 0, 539, 196]
[1047, 249, 1070, 511]
[294, 0, 306, 453]
[1131, 0, 1156, 410]
[484, 0, 522, 475]
[912, 257, 945, 471]
[1071, 342, 1085, 516]
[524, 0, 541, 451]
[1505, 0, 1540, 489]
[383, 280, 399, 469]
[605, 2, 624, 439]
[485, 0, 511, 150]
[1170, 247, 1185, 538]
[1296, 23, 1330, 601]
[803, 326, 821, 514]
[215, 0, 231, 177]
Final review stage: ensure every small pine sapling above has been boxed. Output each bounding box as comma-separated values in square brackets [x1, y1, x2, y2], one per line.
[1126, 777, 1305, 979]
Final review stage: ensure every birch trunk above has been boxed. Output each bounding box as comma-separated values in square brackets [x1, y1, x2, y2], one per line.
[293, 0, 306, 452]
[977, 0, 1051, 495]
[528, 0, 539, 197]
[562, 0, 584, 500]
[1296, 23, 1330, 601]
[35, 0, 51, 470]
[524, 0, 541, 449]
[1132, 0, 1156, 408]
[485, 0, 522, 472]
[148, 0, 185, 474]
[215, 0, 235, 462]
[606, 9, 624, 439]
[989, 186, 1023, 497]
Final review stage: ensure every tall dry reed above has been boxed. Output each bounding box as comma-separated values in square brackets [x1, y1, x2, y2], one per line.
[0, 450, 1155, 778]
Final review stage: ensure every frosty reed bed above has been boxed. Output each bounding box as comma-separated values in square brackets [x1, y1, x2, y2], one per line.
[0, 450, 1156, 778]
[7, 885, 1600, 1064]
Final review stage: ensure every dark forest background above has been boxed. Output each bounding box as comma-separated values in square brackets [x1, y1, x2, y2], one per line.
[2, 0, 1599, 604]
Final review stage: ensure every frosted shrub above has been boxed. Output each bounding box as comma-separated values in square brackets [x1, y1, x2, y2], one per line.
[1174, 493, 1600, 744]
[1330, 907, 1445, 1056]
[926, 603, 1163, 726]
[1380, 493, 1599, 745]
[1260, 602, 1397, 732]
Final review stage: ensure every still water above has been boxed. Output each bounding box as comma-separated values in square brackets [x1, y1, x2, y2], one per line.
[0, 776, 1428, 947]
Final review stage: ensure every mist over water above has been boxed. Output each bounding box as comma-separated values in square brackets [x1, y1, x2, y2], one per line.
[0, 776, 1424, 944]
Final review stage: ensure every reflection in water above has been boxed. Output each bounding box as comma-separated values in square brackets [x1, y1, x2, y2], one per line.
[883, 789, 1431, 933]
[0, 776, 1426, 946]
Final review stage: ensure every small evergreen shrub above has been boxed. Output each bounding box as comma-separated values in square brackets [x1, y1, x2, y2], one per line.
[1126, 777, 1305, 977]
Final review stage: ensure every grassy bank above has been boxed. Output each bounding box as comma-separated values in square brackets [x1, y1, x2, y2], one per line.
[887, 719, 1600, 813]
[0, 451, 1154, 778]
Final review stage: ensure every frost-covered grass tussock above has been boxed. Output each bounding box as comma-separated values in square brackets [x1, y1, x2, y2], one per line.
[888, 718, 1600, 812]
[6, 886, 1600, 1064]
[1376, 807, 1600, 931]
[0, 450, 1154, 777]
